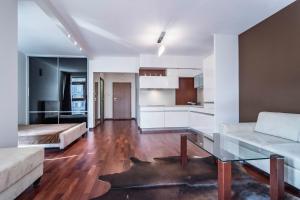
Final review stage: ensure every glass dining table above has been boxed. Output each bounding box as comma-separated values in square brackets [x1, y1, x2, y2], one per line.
[180, 132, 284, 200]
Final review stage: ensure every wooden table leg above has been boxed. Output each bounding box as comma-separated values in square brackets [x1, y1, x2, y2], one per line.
[270, 155, 284, 200]
[218, 160, 232, 200]
[180, 135, 187, 168]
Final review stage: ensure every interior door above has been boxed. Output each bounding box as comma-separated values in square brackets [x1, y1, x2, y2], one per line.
[99, 78, 104, 124]
[94, 82, 99, 125]
[113, 82, 131, 119]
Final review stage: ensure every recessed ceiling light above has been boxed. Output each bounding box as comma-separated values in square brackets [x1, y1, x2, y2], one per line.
[79, 47, 82, 51]
[74, 41, 78, 46]
[67, 34, 71, 38]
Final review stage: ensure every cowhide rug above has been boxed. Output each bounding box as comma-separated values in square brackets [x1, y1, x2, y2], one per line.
[92, 156, 300, 200]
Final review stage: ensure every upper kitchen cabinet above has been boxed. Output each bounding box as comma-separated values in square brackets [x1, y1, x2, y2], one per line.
[194, 73, 203, 88]
[139, 68, 179, 89]
[167, 69, 201, 77]
[139, 67, 202, 89]
[139, 76, 178, 89]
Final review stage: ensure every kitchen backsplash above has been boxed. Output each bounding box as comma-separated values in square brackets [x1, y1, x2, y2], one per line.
[139, 89, 176, 106]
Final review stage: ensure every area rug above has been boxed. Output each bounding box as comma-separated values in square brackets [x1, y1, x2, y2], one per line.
[93, 156, 300, 200]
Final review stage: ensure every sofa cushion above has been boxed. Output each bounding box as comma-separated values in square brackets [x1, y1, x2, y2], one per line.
[223, 131, 293, 149]
[255, 112, 300, 141]
[265, 143, 300, 170]
[220, 123, 256, 134]
[0, 147, 44, 193]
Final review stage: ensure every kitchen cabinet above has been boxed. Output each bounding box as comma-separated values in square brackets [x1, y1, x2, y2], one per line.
[167, 69, 201, 77]
[139, 76, 178, 89]
[189, 109, 215, 137]
[194, 74, 203, 88]
[140, 106, 215, 135]
[164, 107, 189, 128]
[140, 111, 164, 128]
[166, 76, 179, 88]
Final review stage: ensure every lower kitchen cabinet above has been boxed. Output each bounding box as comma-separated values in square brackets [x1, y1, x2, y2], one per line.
[165, 111, 189, 128]
[140, 111, 164, 128]
[189, 111, 215, 133]
[139, 106, 215, 133]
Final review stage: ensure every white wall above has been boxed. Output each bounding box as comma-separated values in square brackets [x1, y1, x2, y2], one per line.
[89, 56, 139, 73]
[140, 54, 203, 69]
[214, 34, 239, 131]
[139, 89, 176, 106]
[93, 72, 104, 126]
[88, 56, 139, 128]
[203, 54, 215, 102]
[103, 73, 136, 119]
[18, 52, 27, 124]
[0, 0, 18, 147]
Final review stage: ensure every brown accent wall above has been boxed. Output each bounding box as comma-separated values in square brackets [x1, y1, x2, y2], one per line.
[176, 78, 197, 105]
[239, 1, 300, 122]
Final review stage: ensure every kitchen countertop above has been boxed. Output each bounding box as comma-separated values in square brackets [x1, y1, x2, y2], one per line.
[139, 105, 214, 115]
[140, 105, 204, 107]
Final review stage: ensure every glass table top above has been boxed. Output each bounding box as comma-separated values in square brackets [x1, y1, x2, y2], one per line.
[187, 133, 278, 162]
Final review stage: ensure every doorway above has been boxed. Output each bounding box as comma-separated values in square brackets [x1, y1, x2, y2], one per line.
[113, 82, 131, 119]
[94, 82, 100, 126]
[99, 77, 105, 124]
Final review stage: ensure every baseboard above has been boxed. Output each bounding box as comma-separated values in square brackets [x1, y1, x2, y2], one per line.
[141, 127, 189, 134]
[105, 118, 136, 121]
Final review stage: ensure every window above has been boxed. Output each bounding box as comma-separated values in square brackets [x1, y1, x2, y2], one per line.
[71, 77, 87, 114]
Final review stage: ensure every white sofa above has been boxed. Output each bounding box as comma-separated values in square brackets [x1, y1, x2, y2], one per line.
[0, 147, 44, 199]
[221, 112, 300, 189]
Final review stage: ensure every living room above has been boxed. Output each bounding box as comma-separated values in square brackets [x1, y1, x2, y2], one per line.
[1, 0, 300, 199]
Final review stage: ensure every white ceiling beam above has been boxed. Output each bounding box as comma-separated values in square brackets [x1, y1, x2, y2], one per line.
[34, 0, 93, 58]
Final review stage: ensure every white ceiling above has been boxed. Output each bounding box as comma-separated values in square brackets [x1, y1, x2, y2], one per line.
[18, 0, 295, 57]
[18, 1, 83, 56]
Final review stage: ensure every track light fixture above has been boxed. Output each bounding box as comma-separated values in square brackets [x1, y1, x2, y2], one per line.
[157, 31, 166, 57]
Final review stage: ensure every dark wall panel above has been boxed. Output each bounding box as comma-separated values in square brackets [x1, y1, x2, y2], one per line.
[29, 57, 88, 124]
[239, 1, 300, 122]
[176, 78, 197, 105]
[29, 57, 59, 111]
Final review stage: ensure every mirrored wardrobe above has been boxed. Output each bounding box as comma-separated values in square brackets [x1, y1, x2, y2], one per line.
[29, 57, 88, 124]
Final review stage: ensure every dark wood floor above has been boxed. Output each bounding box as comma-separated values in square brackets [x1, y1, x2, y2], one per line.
[18, 120, 300, 200]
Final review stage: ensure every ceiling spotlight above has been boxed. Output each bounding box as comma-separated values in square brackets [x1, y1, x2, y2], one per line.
[158, 45, 165, 57]
[67, 34, 71, 38]
[79, 47, 82, 51]
[74, 41, 78, 46]
[157, 31, 166, 57]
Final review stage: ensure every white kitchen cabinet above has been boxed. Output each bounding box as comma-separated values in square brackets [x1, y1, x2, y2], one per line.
[140, 111, 164, 128]
[165, 111, 189, 128]
[194, 74, 203, 88]
[139, 106, 215, 134]
[139, 76, 178, 89]
[189, 110, 215, 135]
[189, 111, 200, 130]
[167, 69, 201, 77]
[166, 76, 179, 88]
